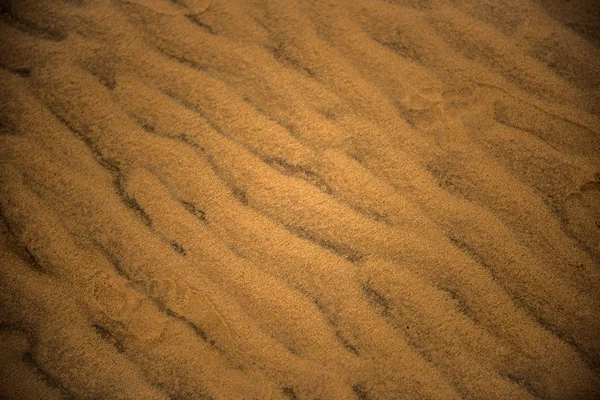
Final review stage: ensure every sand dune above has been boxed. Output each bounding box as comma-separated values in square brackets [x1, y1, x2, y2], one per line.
[0, 0, 599, 399]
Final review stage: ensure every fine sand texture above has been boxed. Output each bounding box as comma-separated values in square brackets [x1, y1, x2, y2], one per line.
[1, 0, 599, 399]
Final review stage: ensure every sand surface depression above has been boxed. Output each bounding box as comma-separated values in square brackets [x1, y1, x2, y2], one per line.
[0, 0, 599, 399]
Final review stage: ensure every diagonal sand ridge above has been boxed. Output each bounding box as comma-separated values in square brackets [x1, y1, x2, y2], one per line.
[1, 0, 599, 399]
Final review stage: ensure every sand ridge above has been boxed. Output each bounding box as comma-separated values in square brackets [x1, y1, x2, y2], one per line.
[0, 0, 599, 399]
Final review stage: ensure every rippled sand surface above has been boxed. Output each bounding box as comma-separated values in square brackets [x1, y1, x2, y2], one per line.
[1, 0, 599, 399]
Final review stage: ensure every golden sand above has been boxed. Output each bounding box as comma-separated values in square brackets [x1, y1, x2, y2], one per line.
[0, 0, 599, 398]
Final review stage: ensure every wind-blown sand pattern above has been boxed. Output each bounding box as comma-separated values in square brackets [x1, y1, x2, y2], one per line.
[0, 0, 599, 398]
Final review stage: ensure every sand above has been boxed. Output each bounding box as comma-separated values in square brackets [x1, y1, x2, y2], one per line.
[0, 0, 599, 399]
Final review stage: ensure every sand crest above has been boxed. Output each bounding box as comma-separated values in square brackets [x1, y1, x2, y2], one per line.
[1, 0, 599, 399]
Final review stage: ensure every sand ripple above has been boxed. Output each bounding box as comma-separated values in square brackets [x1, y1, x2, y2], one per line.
[1, 0, 599, 399]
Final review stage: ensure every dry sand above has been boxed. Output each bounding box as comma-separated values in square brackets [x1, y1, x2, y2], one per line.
[0, 0, 599, 399]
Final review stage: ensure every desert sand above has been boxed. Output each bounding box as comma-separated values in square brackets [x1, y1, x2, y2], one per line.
[0, 0, 599, 399]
